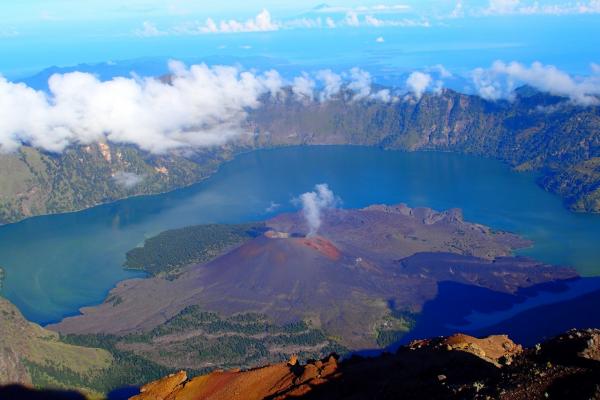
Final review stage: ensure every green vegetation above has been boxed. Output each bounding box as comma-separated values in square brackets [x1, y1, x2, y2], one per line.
[541, 157, 600, 212]
[0, 297, 113, 397]
[122, 305, 347, 369]
[375, 311, 418, 348]
[0, 143, 220, 225]
[251, 89, 600, 213]
[0, 90, 598, 224]
[64, 305, 347, 384]
[60, 334, 173, 392]
[124, 223, 265, 276]
[0, 267, 4, 290]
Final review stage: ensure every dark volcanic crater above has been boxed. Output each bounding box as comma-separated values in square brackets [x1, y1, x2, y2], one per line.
[50, 204, 576, 348]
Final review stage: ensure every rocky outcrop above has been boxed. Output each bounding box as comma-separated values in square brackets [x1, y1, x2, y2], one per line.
[129, 330, 600, 400]
[408, 333, 523, 367]
[131, 355, 341, 400]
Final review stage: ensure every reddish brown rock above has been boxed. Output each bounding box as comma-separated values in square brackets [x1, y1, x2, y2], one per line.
[130, 371, 187, 400]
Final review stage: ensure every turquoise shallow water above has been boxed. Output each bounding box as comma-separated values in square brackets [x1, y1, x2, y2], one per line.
[0, 146, 599, 324]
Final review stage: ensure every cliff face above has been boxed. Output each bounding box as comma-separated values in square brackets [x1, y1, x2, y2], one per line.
[130, 329, 600, 400]
[247, 89, 600, 212]
[0, 89, 598, 224]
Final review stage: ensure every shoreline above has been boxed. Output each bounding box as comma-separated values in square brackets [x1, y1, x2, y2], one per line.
[0, 143, 594, 229]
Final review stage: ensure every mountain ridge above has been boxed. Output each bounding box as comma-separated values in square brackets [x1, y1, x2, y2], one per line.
[0, 87, 598, 225]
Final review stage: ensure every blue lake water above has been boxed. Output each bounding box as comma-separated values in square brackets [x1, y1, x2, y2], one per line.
[0, 146, 599, 325]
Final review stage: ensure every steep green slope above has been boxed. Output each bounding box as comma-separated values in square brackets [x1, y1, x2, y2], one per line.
[248, 89, 600, 212]
[0, 143, 222, 225]
[0, 297, 112, 398]
[0, 88, 598, 224]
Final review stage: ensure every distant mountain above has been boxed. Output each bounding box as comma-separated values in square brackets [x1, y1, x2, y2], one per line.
[0, 87, 598, 225]
[247, 87, 600, 213]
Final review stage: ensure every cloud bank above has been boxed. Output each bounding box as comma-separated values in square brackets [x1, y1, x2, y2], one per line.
[293, 68, 396, 103]
[2, 60, 597, 156]
[406, 72, 433, 100]
[0, 64, 401, 154]
[134, 6, 432, 37]
[480, 0, 600, 16]
[200, 9, 278, 34]
[298, 184, 339, 237]
[473, 61, 600, 105]
[0, 61, 283, 153]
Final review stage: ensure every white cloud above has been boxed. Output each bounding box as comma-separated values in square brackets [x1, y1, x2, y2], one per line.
[485, 0, 520, 14]
[112, 171, 144, 188]
[317, 70, 343, 102]
[369, 4, 411, 12]
[449, 0, 465, 18]
[0, 65, 411, 154]
[478, 0, 600, 16]
[406, 72, 433, 100]
[134, 21, 168, 37]
[298, 183, 339, 236]
[347, 67, 372, 100]
[260, 70, 285, 99]
[286, 17, 323, 29]
[472, 61, 600, 105]
[365, 15, 384, 26]
[372, 89, 392, 102]
[134, 6, 432, 37]
[265, 201, 281, 213]
[357, 14, 430, 27]
[376, 36, 385, 43]
[292, 74, 316, 101]
[345, 11, 360, 26]
[425, 64, 453, 79]
[0, 61, 285, 154]
[172, 9, 279, 35]
[314, 4, 411, 14]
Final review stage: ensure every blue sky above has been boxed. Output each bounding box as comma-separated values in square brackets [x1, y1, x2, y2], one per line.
[1, 0, 599, 78]
[0, 1, 599, 159]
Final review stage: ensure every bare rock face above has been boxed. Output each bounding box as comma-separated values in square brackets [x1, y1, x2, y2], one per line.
[128, 330, 600, 400]
[131, 371, 187, 400]
[131, 355, 340, 400]
[578, 330, 600, 362]
[540, 328, 600, 365]
[408, 334, 523, 367]
[442, 334, 523, 366]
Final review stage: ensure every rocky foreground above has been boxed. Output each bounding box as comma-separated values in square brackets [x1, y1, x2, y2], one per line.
[1, 328, 599, 399]
[131, 329, 599, 400]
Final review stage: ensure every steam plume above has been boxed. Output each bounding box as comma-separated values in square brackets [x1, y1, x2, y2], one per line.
[299, 184, 338, 236]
